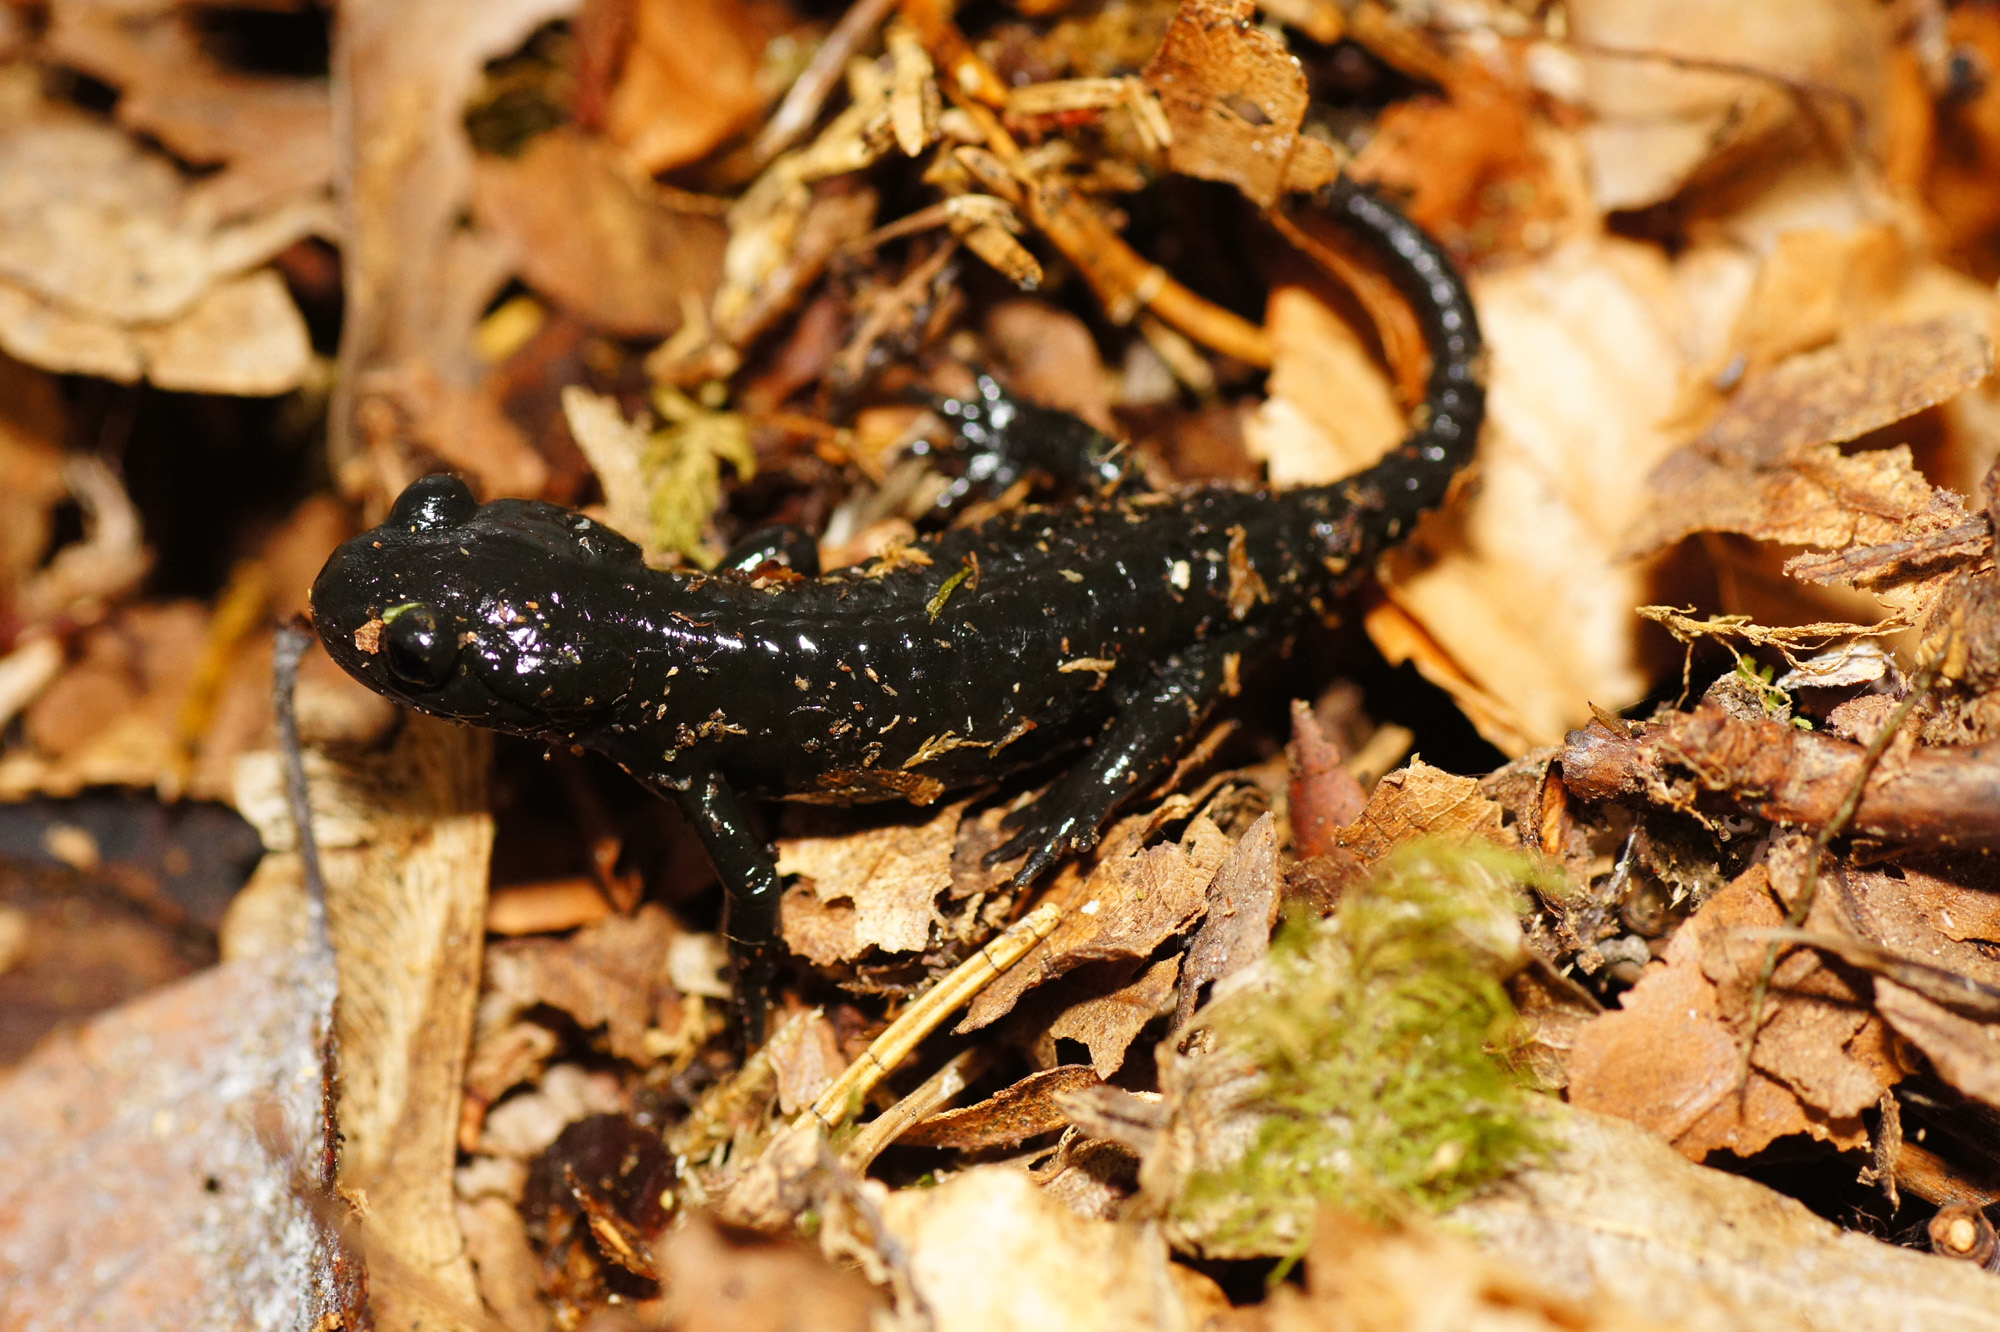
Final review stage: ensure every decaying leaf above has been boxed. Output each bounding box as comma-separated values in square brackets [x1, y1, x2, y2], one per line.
[482, 904, 686, 1066]
[1329, 757, 1511, 863]
[1629, 318, 1994, 565]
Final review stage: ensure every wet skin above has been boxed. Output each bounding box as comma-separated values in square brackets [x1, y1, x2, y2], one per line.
[309, 178, 1484, 1040]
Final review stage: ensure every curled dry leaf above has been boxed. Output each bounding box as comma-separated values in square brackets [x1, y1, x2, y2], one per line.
[1627, 317, 1994, 567]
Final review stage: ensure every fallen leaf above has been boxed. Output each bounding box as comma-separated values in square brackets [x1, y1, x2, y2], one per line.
[483, 904, 684, 1066]
[1454, 1105, 2000, 1329]
[604, 0, 784, 175]
[1628, 318, 1994, 561]
[764, 1006, 847, 1116]
[1140, 0, 1341, 207]
[473, 129, 726, 337]
[1567, 0, 1887, 212]
[656, 1211, 882, 1332]
[1043, 954, 1181, 1077]
[776, 801, 966, 960]
[878, 1165, 1195, 1332]
[1262, 1207, 1672, 1332]
[1330, 758, 1510, 863]
[1173, 811, 1279, 1030]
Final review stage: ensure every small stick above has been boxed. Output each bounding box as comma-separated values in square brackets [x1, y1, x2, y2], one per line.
[1735, 639, 1948, 1100]
[274, 618, 328, 950]
[840, 1046, 991, 1170]
[798, 903, 1061, 1131]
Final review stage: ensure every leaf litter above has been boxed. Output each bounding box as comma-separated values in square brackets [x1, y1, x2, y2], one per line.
[9, 0, 2000, 1329]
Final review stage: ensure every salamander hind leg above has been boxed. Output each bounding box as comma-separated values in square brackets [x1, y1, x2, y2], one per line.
[986, 638, 1244, 886]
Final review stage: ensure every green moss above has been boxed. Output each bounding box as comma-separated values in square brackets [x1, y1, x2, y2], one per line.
[1176, 839, 1558, 1258]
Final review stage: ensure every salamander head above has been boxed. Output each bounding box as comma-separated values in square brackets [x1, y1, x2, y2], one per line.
[311, 475, 645, 738]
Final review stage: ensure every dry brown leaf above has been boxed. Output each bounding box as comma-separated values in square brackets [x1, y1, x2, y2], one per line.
[1566, 866, 1886, 1159]
[656, 1211, 883, 1332]
[1329, 757, 1510, 864]
[1173, 811, 1279, 1030]
[1245, 285, 1405, 488]
[1630, 318, 1993, 563]
[334, 0, 576, 504]
[878, 1165, 1196, 1332]
[776, 800, 965, 961]
[1874, 980, 2000, 1108]
[765, 1005, 847, 1116]
[958, 814, 1230, 1032]
[604, 0, 784, 175]
[1454, 1105, 2000, 1330]
[47, 0, 334, 217]
[1044, 954, 1181, 1077]
[473, 129, 726, 337]
[1140, 0, 1341, 207]
[900, 1065, 1104, 1150]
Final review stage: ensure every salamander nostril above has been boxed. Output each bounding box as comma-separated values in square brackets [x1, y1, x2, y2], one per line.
[382, 603, 456, 688]
[389, 475, 478, 532]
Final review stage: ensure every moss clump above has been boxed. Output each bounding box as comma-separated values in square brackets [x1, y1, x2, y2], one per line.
[1175, 838, 1557, 1257]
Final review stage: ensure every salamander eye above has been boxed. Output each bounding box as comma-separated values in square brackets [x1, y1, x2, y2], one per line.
[389, 475, 477, 532]
[382, 603, 456, 689]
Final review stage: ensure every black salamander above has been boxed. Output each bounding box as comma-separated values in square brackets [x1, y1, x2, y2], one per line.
[309, 179, 1484, 1038]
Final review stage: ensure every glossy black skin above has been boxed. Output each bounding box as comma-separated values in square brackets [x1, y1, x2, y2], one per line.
[309, 179, 1484, 1040]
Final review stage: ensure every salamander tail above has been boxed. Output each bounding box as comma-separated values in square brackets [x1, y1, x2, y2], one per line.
[1314, 177, 1485, 554]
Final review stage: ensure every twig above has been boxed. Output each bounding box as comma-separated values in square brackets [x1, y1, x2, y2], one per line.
[1735, 640, 1948, 1101]
[840, 1046, 990, 1170]
[274, 617, 328, 950]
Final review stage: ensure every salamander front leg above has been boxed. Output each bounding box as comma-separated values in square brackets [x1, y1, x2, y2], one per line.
[657, 768, 782, 1045]
[986, 639, 1242, 886]
[923, 372, 1144, 506]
